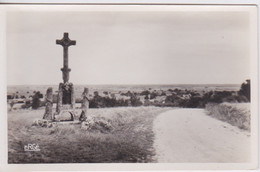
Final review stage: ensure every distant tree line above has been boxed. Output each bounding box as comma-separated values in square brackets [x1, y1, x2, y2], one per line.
[8, 79, 250, 110]
[88, 91, 142, 108]
[87, 79, 250, 108]
[152, 79, 250, 108]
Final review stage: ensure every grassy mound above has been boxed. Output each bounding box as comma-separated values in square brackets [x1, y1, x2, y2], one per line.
[8, 106, 172, 163]
[205, 103, 250, 131]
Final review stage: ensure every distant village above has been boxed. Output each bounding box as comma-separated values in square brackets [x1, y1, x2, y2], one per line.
[7, 80, 250, 111]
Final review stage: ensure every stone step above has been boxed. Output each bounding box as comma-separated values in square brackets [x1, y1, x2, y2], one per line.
[52, 121, 81, 125]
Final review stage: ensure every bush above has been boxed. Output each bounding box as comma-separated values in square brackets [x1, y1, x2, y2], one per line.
[140, 90, 150, 96]
[7, 95, 14, 100]
[89, 95, 129, 108]
[205, 103, 250, 131]
[21, 100, 32, 109]
[130, 95, 143, 107]
[185, 96, 204, 108]
[120, 91, 133, 97]
[162, 89, 248, 108]
[89, 95, 102, 108]
[150, 92, 157, 99]
[32, 91, 42, 109]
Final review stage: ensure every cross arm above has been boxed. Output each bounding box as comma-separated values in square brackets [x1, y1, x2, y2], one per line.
[56, 33, 76, 47]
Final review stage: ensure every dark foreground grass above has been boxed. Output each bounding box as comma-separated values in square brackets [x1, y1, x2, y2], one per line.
[8, 107, 172, 163]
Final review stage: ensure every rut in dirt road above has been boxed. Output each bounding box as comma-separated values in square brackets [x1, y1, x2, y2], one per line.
[153, 109, 251, 163]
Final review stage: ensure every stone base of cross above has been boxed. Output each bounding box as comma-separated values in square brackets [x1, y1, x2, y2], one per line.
[42, 84, 90, 122]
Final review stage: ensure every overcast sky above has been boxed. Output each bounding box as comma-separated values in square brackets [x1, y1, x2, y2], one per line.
[7, 6, 251, 85]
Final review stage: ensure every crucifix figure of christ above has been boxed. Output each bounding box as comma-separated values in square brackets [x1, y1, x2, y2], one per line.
[56, 32, 76, 83]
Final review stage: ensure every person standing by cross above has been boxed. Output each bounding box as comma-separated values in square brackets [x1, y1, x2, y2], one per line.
[56, 32, 76, 83]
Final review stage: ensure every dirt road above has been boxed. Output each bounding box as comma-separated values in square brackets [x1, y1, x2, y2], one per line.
[153, 109, 251, 163]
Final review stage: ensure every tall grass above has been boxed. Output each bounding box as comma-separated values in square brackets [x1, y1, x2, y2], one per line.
[205, 103, 250, 131]
[8, 107, 172, 163]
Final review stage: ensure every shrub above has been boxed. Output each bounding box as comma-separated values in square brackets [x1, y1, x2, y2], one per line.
[89, 95, 129, 108]
[150, 92, 157, 99]
[121, 91, 133, 97]
[32, 91, 42, 109]
[205, 103, 250, 131]
[160, 92, 166, 96]
[115, 99, 129, 107]
[165, 95, 176, 104]
[140, 90, 150, 96]
[20, 95, 26, 99]
[185, 96, 204, 108]
[130, 95, 143, 107]
[21, 100, 32, 109]
[7, 95, 14, 100]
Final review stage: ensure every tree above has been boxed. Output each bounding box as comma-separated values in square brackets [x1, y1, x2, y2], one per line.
[140, 90, 150, 96]
[130, 95, 143, 106]
[150, 92, 157, 99]
[238, 79, 250, 102]
[32, 91, 41, 109]
[94, 91, 99, 97]
[7, 95, 14, 100]
[21, 100, 32, 109]
[20, 95, 26, 99]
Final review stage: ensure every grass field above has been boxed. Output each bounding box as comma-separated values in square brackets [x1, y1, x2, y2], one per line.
[8, 106, 172, 163]
[205, 103, 250, 131]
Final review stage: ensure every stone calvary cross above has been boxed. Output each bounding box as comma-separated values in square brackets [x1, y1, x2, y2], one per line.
[56, 32, 76, 83]
[43, 32, 89, 123]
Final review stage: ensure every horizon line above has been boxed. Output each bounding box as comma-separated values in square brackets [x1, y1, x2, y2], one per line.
[7, 83, 242, 86]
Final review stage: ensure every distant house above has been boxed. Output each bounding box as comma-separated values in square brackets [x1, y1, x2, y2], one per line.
[152, 96, 166, 103]
[139, 95, 146, 103]
[181, 94, 192, 100]
[156, 90, 163, 96]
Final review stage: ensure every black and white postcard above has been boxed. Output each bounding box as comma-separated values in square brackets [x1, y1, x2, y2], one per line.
[0, 3, 258, 171]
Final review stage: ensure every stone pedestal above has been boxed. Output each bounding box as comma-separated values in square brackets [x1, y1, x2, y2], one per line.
[42, 85, 90, 122]
[54, 82, 75, 121]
